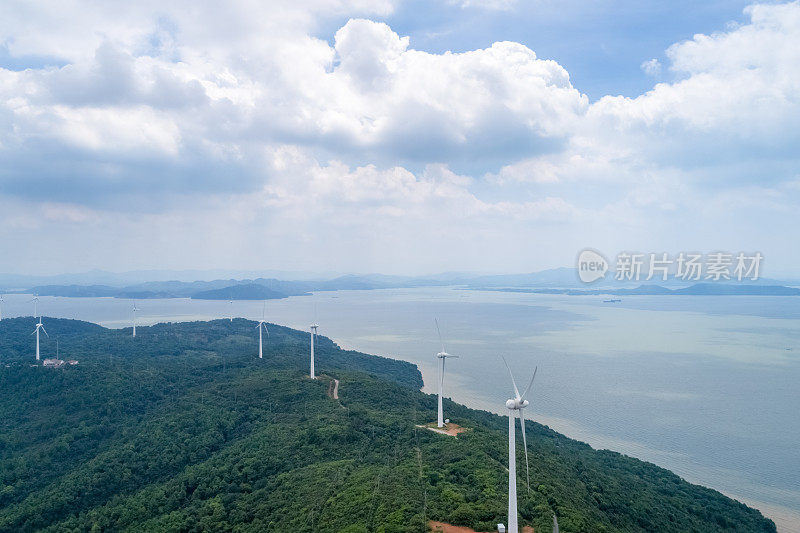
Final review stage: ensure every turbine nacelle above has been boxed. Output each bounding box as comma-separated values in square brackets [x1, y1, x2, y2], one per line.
[505, 398, 529, 410]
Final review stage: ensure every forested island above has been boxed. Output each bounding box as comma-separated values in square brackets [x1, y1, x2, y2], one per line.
[0, 318, 775, 532]
[190, 283, 293, 300]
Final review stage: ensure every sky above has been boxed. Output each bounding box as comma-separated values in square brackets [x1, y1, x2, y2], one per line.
[0, 0, 799, 276]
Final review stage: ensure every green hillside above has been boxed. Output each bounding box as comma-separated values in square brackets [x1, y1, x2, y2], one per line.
[0, 318, 775, 532]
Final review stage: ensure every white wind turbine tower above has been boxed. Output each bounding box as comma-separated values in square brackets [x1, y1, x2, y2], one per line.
[309, 323, 319, 379]
[434, 319, 459, 428]
[229, 297, 233, 322]
[501, 356, 537, 533]
[29, 294, 39, 317]
[0, 294, 4, 320]
[132, 300, 140, 337]
[32, 317, 48, 361]
[256, 301, 269, 359]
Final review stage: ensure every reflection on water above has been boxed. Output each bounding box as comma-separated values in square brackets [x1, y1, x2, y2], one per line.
[1, 289, 799, 531]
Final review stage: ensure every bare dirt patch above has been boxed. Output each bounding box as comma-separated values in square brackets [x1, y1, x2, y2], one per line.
[320, 375, 345, 408]
[327, 377, 339, 399]
[415, 422, 470, 437]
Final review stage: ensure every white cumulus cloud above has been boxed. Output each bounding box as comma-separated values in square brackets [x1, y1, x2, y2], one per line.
[0, 1, 799, 274]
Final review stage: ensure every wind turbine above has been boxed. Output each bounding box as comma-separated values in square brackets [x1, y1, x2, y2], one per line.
[434, 319, 459, 428]
[0, 294, 4, 320]
[132, 300, 140, 337]
[309, 323, 319, 379]
[229, 296, 233, 322]
[256, 301, 269, 359]
[29, 294, 39, 317]
[32, 317, 48, 361]
[501, 356, 537, 533]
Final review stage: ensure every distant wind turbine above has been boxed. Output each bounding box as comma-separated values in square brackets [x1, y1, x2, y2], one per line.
[132, 300, 140, 337]
[29, 294, 39, 317]
[309, 323, 319, 379]
[256, 301, 269, 359]
[229, 296, 233, 322]
[501, 356, 537, 533]
[32, 317, 48, 361]
[0, 294, 4, 320]
[434, 319, 459, 428]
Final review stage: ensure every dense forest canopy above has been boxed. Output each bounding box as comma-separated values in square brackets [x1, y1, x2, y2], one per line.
[0, 317, 775, 532]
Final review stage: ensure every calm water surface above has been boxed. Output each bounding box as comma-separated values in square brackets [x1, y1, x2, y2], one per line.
[2, 288, 798, 531]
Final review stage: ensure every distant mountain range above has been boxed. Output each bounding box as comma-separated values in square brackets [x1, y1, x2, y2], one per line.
[14, 279, 312, 300]
[0, 269, 342, 289]
[3, 268, 799, 300]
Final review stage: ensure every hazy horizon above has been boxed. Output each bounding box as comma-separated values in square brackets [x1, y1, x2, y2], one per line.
[3, 265, 800, 286]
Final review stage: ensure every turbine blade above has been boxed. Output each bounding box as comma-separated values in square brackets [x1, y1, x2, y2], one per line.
[501, 355, 520, 399]
[435, 318, 445, 353]
[520, 408, 530, 492]
[521, 366, 538, 400]
[265, 325, 269, 337]
[41, 325, 48, 337]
